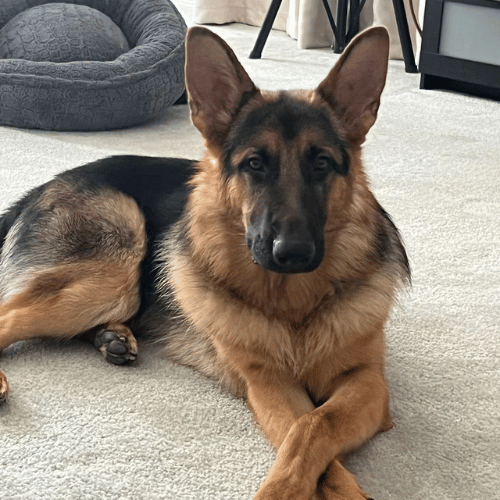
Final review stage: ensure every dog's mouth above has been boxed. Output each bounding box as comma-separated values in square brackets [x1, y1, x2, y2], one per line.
[247, 233, 323, 274]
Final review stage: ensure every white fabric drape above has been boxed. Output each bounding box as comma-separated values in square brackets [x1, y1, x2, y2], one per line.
[193, 0, 419, 60]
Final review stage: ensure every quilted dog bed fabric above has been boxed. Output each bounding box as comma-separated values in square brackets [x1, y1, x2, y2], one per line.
[0, 0, 187, 131]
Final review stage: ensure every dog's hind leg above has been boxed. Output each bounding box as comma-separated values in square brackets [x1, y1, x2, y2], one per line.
[0, 260, 142, 348]
[0, 181, 147, 401]
[0, 260, 143, 401]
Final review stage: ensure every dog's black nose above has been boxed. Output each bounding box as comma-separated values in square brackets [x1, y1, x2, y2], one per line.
[272, 237, 316, 273]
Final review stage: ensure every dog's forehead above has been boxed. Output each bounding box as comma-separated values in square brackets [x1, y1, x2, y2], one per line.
[229, 91, 342, 148]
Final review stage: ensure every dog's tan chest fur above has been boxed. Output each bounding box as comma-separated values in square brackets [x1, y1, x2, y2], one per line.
[165, 236, 398, 403]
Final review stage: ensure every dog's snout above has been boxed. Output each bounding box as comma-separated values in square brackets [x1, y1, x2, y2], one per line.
[247, 209, 324, 274]
[272, 237, 316, 272]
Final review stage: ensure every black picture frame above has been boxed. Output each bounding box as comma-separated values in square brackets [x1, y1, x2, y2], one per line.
[419, 0, 500, 100]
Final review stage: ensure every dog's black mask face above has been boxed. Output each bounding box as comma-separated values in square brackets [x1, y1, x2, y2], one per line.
[224, 95, 349, 275]
[186, 27, 389, 275]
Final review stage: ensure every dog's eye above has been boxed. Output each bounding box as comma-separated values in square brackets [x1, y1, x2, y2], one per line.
[314, 155, 331, 172]
[311, 154, 336, 180]
[238, 151, 273, 179]
[247, 156, 264, 172]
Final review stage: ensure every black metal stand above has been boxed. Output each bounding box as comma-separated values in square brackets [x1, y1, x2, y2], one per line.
[391, 0, 418, 72]
[249, 0, 284, 59]
[249, 0, 418, 73]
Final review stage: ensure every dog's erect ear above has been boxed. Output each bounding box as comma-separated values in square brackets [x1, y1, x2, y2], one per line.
[185, 27, 258, 146]
[316, 27, 389, 144]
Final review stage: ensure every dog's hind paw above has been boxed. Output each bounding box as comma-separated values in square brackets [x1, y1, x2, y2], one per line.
[94, 324, 138, 366]
[0, 370, 9, 404]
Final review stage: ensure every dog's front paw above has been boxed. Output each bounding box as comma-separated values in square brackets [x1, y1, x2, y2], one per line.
[94, 325, 138, 365]
[0, 370, 9, 404]
[254, 475, 312, 500]
[315, 460, 375, 500]
[317, 489, 373, 500]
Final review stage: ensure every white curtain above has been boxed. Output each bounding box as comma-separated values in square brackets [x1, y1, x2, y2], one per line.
[193, 0, 420, 60]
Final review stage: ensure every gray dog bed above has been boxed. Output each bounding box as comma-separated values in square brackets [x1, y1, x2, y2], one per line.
[0, 0, 187, 131]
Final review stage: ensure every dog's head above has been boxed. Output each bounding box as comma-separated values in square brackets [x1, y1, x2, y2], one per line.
[185, 27, 389, 275]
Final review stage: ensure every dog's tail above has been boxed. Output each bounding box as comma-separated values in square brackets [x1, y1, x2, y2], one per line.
[0, 185, 44, 253]
[0, 203, 22, 253]
[0, 209, 18, 252]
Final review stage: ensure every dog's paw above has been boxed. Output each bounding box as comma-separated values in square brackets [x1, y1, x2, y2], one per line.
[0, 370, 9, 404]
[94, 326, 138, 365]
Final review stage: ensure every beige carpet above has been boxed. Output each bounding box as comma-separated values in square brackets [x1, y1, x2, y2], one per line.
[1, 7, 499, 500]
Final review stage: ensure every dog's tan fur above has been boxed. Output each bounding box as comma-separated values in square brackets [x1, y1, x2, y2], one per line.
[0, 26, 408, 499]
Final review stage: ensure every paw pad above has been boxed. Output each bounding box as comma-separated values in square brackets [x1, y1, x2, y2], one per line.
[94, 329, 137, 365]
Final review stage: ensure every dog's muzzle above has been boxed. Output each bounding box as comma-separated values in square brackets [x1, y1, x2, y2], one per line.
[271, 236, 316, 273]
[247, 215, 323, 274]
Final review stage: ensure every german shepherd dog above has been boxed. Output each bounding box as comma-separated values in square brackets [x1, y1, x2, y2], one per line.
[0, 26, 409, 499]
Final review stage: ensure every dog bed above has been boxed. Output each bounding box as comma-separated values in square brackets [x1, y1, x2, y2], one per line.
[0, 0, 187, 131]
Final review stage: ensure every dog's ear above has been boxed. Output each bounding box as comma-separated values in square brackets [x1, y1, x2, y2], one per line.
[185, 27, 258, 147]
[316, 27, 389, 144]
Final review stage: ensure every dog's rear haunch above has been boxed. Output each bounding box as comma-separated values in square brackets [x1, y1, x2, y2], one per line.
[0, 27, 409, 499]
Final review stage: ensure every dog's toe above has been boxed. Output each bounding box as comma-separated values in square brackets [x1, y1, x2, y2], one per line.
[0, 370, 9, 403]
[94, 327, 137, 365]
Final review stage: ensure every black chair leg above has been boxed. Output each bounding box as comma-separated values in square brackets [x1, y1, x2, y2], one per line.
[321, 0, 340, 50]
[348, 0, 360, 44]
[249, 0, 283, 59]
[391, 0, 418, 73]
[334, 0, 349, 53]
[346, 0, 368, 44]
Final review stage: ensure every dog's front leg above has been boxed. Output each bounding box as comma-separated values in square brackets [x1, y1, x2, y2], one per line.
[218, 343, 318, 495]
[251, 366, 389, 500]
[247, 376, 370, 500]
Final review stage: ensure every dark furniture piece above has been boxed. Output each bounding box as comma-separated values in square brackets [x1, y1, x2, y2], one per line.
[419, 0, 500, 100]
[250, 0, 418, 73]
